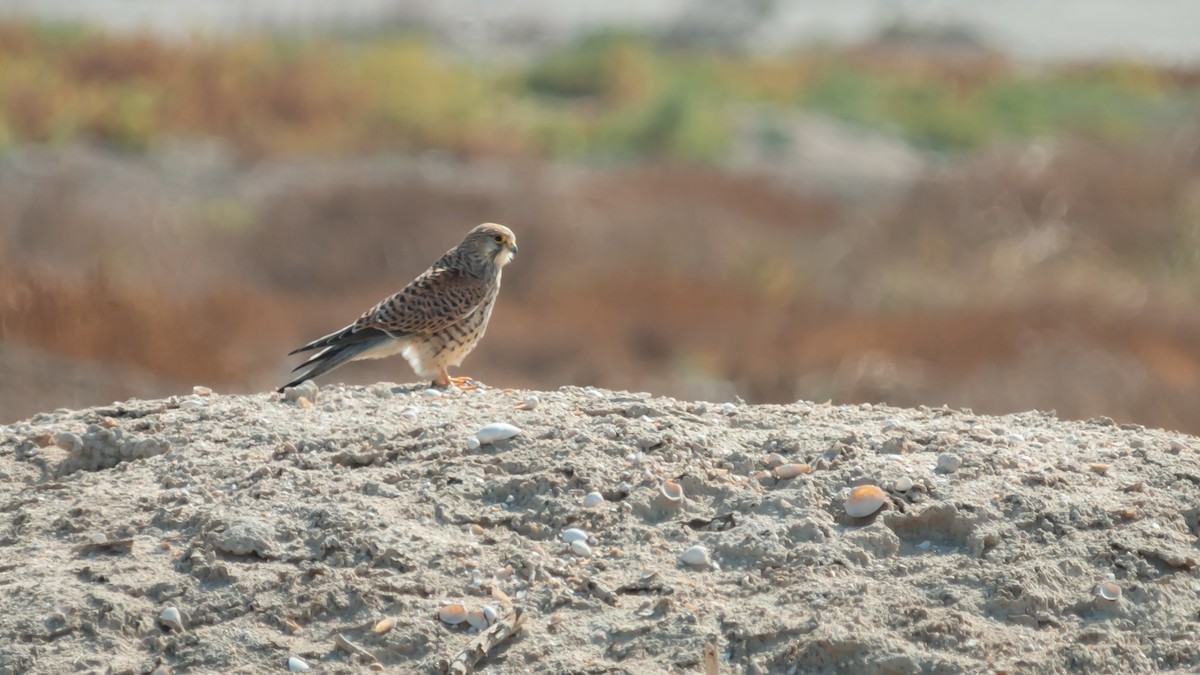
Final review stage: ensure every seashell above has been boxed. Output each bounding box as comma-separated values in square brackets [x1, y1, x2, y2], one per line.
[466, 608, 489, 630]
[179, 398, 204, 410]
[193, 386, 212, 396]
[583, 491, 605, 508]
[1088, 464, 1109, 475]
[561, 528, 589, 544]
[373, 617, 395, 634]
[845, 485, 887, 518]
[515, 395, 539, 410]
[288, 656, 310, 672]
[476, 423, 520, 445]
[482, 605, 498, 625]
[774, 463, 811, 479]
[1097, 581, 1121, 601]
[159, 607, 183, 630]
[657, 480, 685, 506]
[764, 453, 786, 468]
[894, 476, 914, 492]
[491, 586, 512, 605]
[570, 540, 593, 557]
[439, 604, 468, 625]
[466, 437, 481, 451]
[679, 545, 710, 567]
[90, 532, 108, 544]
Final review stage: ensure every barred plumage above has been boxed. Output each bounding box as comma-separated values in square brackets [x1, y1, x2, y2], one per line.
[279, 223, 517, 391]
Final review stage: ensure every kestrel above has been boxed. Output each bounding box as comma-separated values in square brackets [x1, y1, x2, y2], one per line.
[279, 223, 517, 392]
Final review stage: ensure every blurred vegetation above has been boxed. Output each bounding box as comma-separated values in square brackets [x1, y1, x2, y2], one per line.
[0, 22, 1197, 160]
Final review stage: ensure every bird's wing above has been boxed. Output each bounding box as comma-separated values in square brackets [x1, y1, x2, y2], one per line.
[354, 266, 491, 336]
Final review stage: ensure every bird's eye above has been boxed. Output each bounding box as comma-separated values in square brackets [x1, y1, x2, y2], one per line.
[493, 235, 505, 243]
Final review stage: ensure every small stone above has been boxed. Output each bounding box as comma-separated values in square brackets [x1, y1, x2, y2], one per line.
[937, 453, 962, 473]
[679, 545, 710, 567]
[287, 656, 310, 672]
[193, 386, 213, 396]
[894, 476, 914, 492]
[476, 423, 520, 445]
[570, 540, 593, 557]
[422, 388, 442, 399]
[466, 437, 481, 451]
[561, 528, 589, 544]
[583, 491, 604, 508]
[283, 380, 319, 404]
[516, 394, 539, 410]
[89, 532, 108, 544]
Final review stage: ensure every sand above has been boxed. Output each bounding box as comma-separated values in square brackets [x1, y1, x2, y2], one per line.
[2, 383, 1199, 674]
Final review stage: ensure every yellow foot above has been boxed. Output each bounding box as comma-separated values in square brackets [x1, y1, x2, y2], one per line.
[449, 376, 477, 391]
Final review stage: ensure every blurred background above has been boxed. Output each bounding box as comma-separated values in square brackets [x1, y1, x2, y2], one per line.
[1, 1, 1200, 431]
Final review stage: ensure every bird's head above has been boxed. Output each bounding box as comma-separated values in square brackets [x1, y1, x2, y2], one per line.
[465, 223, 518, 268]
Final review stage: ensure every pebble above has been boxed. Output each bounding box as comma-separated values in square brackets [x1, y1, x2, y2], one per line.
[475, 423, 520, 445]
[466, 437, 481, 451]
[679, 545, 710, 567]
[722, 402, 736, 413]
[517, 394, 539, 410]
[193, 386, 213, 396]
[90, 532, 108, 544]
[570, 540, 593, 557]
[775, 463, 811, 479]
[937, 453, 962, 473]
[482, 605, 498, 625]
[561, 528, 589, 544]
[894, 476, 914, 492]
[583, 491, 605, 508]
[287, 656, 310, 672]
[422, 388, 442, 399]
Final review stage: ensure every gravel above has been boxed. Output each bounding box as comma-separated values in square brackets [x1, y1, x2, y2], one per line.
[1, 384, 1199, 673]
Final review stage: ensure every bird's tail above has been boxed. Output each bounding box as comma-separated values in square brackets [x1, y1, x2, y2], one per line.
[278, 337, 388, 393]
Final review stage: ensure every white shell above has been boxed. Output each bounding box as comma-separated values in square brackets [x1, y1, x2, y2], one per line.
[287, 657, 310, 672]
[439, 604, 468, 625]
[845, 485, 887, 518]
[764, 453, 786, 468]
[583, 491, 605, 508]
[774, 463, 810, 479]
[1097, 581, 1121, 601]
[422, 388, 442, 399]
[561, 528, 589, 544]
[159, 606, 182, 628]
[466, 437, 481, 451]
[894, 476, 914, 492]
[476, 423, 521, 445]
[659, 480, 685, 504]
[193, 385, 212, 396]
[466, 608, 489, 629]
[516, 395, 539, 410]
[482, 605, 498, 625]
[570, 540, 593, 557]
[679, 545, 710, 567]
[90, 532, 108, 544]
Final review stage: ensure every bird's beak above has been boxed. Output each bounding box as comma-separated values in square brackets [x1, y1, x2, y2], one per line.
[508, 243, 519, 255]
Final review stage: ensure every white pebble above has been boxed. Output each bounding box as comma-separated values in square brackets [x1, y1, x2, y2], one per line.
[894, 476, 914, 492]
[519, 394, 539, 410]
[561, 528, 589, 544]
[476, 423, 520, 445]
[466, 437, 481, 450]
[583, 491, 605, 508]
[679, 545, 710, 567]
[287, 656, 310, 672]
[482, 605, 498, 625]
[90, 532, 108, 544]
[722, 402, 736, 413]
[179, 398, 204, 410]
[422, 388, 442, 399]
[570, 540, 593, 557]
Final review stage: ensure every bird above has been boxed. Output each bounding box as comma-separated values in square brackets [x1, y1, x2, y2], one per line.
[279, 223, 517, 392]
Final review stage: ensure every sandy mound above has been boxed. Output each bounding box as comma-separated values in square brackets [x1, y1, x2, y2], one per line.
[1, 384, 1198, 674]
